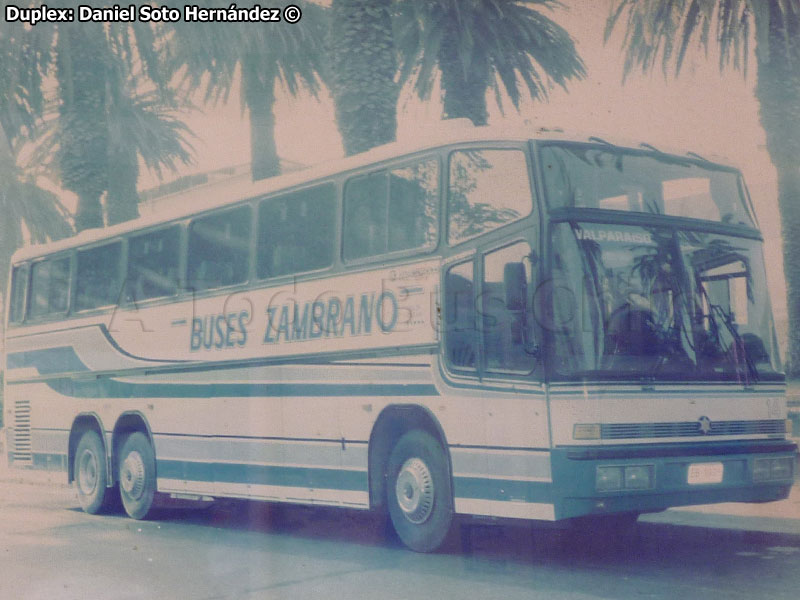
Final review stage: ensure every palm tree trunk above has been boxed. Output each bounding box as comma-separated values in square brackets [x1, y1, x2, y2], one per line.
[56, 23, 108, 232]
[106, 144, 140, 226]
[776, 168, 800, 376]
[242, 54, 280, 181]
[755, 4, 800, 376]
[438, 23, 490, 126]
[72, 194, 103, 231]
[329, 0, 398, 155]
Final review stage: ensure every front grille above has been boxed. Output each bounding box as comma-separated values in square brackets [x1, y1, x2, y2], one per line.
[601, 419, 786, 440]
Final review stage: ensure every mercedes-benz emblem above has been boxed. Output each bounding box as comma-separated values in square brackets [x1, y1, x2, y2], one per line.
[697, 416, 712, 435]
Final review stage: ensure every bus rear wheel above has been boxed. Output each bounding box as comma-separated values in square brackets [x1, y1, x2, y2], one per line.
[75, 430, 117, 514]
[386, 430, 453, 553]
[118, 432, 157, 520]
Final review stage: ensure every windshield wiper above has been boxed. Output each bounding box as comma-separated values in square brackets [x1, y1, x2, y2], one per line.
[698, 283, 759, 383]
[638, 142, 696, 167]
[686, 151, 714, 163]
[588, 136, 617, 148]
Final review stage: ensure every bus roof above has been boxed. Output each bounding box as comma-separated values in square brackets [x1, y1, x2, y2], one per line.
[10, 124, 737, 264]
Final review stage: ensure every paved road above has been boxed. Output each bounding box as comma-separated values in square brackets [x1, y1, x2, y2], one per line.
[1, 473, 799, 600]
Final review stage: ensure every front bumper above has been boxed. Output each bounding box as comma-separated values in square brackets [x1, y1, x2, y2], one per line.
[551, 439, 797, 520]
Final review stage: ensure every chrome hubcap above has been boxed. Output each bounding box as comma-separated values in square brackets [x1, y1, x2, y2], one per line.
[395, 457, 434, 524]
[77, 449, 98, 496]
[120, 451, 146, 500]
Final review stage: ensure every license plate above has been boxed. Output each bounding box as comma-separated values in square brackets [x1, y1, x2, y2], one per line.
[688, 462, 724, 485]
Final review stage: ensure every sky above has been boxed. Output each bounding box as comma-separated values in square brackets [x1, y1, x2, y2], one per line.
[74, 2, 787, 326]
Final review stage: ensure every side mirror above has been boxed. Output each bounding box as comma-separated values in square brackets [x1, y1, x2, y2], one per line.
[527, 250, 539, 267]
[504, 262, 527, 311]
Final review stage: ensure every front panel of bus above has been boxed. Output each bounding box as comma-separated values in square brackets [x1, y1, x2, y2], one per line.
[534, 141, 795, 520]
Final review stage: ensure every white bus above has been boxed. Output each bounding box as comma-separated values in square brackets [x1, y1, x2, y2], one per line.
[4, 129, 796, 552]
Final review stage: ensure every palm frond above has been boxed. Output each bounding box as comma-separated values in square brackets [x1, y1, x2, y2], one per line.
[106, 81, 195, 180]
[606, 0, 799, 78]
[0, 179, 72, 284]
[396, 0, 585, 114]
[168, 1, 328, 107]
[0, 12, 55, 143]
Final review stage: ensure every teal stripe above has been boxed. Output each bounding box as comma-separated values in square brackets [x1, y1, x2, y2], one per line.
[157, 460, 368, 491]
[453, 476, 553, 503]
[20, 377, 438, 399]
[7, 347, 87, 374]
[8, 345, 439, 399]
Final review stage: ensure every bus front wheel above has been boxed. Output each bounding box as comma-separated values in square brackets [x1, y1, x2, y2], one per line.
[386, 430, 453, 552]
[118, 432, 157, 520]
[75, 430, 116, 514]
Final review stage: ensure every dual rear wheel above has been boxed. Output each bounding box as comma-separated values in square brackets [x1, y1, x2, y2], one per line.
[74, 430, 117, 514]
[74, 430, 156, 520]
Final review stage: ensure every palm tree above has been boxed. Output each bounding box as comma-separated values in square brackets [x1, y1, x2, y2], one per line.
[329, 0, 399, 155]
[0, 24, 73, 336]
[55, 22, 110, 231]
[395, 0, 586, 126]
[606, 1, 800, 375]
[168, 1, 328, 179]
[105, 83, 194, 226]
[0, 135, 73, 287]
[2, 7, 193, 231]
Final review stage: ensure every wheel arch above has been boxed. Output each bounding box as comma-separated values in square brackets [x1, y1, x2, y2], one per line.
[367, 404, 451, 510]
[111, 412, 155, 484]
[68, 413, 107, 484]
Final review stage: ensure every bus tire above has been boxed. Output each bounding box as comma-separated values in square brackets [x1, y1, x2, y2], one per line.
[118, 432, 157, 520]
[386, 430, 453, 552]
[75, 430, 115, 514]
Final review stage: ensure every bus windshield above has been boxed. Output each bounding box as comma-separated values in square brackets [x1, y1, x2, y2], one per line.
[550, 222, 782, 381]
[539, 142, 754, 226]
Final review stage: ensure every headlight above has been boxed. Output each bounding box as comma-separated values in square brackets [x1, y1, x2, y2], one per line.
[753, 457, 794, 482]
[596, 466, 623, 491]
[624, 465, 654, 490]
[596, 464, 655, 492]
[771, 457, 794, 480]
[753, 458, 771, 481]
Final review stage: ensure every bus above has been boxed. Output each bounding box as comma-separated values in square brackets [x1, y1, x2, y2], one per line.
[4, 128, 796, 552]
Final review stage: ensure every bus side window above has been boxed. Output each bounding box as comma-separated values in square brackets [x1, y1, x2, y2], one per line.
[257, 184, 336, 279]
[448, 149, 532, 245]
[343, 172, 387, 260]
[8, 264, 29, 323]
[125, 226, 180, 302]
[28, 257, 70, 318]
[188, 206, 251, 291]
[344, 158, 439, 262]
[76, 242, 123, 311]
[388, 160, 438, 253]
[444, 261, 477, 369]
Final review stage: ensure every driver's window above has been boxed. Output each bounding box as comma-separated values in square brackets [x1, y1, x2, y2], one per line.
[482, 242, 536, 374]
[443, 242, 538, 377]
